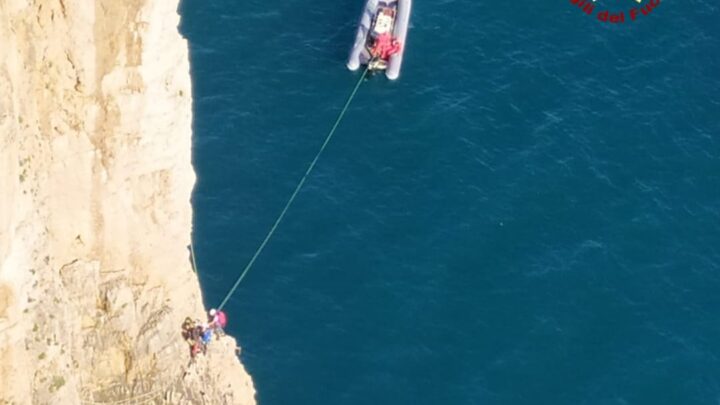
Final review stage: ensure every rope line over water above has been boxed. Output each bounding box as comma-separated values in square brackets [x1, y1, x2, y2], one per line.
[203, 67, 370, 311]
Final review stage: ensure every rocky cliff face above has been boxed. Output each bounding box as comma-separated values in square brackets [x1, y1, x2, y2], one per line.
[0, 0, 255, 403]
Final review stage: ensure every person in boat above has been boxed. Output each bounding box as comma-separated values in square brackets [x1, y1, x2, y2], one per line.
[370, 32, 401, 60]
[368, 7, 401, 64]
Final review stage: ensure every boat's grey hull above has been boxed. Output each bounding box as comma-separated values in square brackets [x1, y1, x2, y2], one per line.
[346, 0, 412, 80]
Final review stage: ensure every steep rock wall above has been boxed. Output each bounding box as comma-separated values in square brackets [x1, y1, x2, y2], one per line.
[0, 0, 255, 403]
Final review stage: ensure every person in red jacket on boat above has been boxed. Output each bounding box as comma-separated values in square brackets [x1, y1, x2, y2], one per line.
[370, 32, 402, 61]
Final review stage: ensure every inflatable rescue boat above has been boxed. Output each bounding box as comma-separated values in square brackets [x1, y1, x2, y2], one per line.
[347, 0, 412, 80]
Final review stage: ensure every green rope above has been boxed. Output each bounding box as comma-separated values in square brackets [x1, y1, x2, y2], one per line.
[216, 67, 369, 311]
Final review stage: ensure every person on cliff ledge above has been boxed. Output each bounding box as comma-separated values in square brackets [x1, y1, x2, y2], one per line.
[201, 325, 213, 353]
[182, 317, 203, 358]
[208, 308, 227, 338]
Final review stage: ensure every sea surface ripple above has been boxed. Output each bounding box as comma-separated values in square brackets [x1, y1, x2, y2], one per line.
[180, 1, 720, 403]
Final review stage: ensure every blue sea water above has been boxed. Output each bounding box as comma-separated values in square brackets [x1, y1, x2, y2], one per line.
[179, 1, 720, 403]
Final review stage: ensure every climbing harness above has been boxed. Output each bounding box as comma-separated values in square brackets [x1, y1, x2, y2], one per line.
[191, 67, 370, 312]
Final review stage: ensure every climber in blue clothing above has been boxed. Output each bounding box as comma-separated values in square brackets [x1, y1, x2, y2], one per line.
[201, 326, 213, 352]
